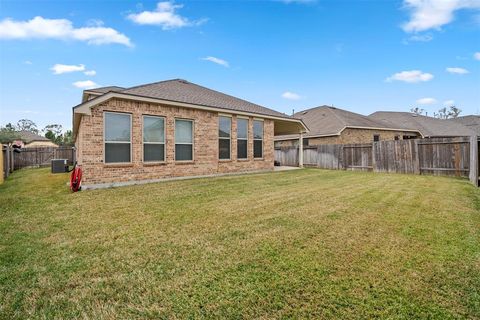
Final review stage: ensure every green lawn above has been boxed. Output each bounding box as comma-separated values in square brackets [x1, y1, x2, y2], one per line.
[1, 168, 479, 319]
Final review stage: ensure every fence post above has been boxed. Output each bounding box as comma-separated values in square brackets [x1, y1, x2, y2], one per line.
[469, 135, 478, 187]
[372, 142, 377, 172]
[299, 133, 304, 168]
[413, 139, 421, 175]
[10, 147, 14, 172]
[5, 146, 10, 178]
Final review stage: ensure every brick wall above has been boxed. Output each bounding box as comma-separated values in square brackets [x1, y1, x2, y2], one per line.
[76, 98, 274, 185]
[275, 128, 419, 147]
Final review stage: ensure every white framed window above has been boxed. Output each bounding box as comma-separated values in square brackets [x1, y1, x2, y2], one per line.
[104, 112, 131, 163]
[219, 116, 231, 160]
[253, 120, 263, 158]
[237, 118, 248, 159]
[175, 119, 194, 161]
[143, 115, 165, 162]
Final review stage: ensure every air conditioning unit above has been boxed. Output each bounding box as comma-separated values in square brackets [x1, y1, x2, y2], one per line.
[51, 159, 68, 173]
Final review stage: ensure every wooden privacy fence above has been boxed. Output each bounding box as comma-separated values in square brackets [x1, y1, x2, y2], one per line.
[275, 136, 478, 185]
[3, 146, 75, 179]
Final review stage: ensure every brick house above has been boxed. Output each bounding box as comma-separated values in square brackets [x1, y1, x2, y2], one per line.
[275, 106, 420, 147]
[73, 79, 307, 188]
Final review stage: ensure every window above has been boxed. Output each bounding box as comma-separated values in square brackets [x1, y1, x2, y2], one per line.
[394, 135, 400, 141]
[175, 119, 193, 161]
[253, 120, 263, 158]
[219, 116, 231, 160]
[143, 115, 165, 162]
[303, 138, 309, 146]
[373, 134, 380, 142]
[237, 118, 248, 159]
[104, 112, 131, 163]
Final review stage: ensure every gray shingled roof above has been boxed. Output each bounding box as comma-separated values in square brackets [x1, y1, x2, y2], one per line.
[16, 131, 50, 143]
[111, 79, 291, 119]
[276, 105, 416, 140]
[369, 112, 474, 137]
[87, 86, 125, 94]
[448, 115, 480, 135]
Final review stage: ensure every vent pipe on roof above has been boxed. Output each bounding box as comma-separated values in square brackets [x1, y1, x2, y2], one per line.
[292, 109, 295, 116]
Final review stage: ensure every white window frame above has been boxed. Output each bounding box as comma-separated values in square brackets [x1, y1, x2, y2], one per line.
[142, 115, 166, 163]
[218, 115, 232, 160]
[253, 119, 264, 159]
[237, 116, 249, 160]
[174, 118, 194, 162]
[103, 111, 132, 164]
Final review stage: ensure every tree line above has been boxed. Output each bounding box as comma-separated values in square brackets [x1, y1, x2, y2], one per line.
[410, 105, 462, 119]
[0, 119, 73, 146]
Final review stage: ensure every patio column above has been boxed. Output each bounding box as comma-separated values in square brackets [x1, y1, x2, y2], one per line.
[299, 132, 304, 168]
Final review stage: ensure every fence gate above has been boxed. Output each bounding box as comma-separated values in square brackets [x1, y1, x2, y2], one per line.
[343, 144, 373, 171]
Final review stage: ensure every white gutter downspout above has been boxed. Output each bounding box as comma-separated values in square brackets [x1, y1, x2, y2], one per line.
[299, 132, 304, 168]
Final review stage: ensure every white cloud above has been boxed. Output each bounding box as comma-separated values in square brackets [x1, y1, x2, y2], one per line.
[474, 52, 480, 60]
[446, 67, 469, 74]
[201, 56, 229, 67]
[24, 60, 32, 65]
[0, 16, 132, 47]
[84, 70, 96, 76]
[386, 70, 434, 83]
[444, 99, 455, 106]
[416, 97, 437, 105]
[51, 63, 85, 74]
[127, 1, 206, 30]
[402, 0, 480, 33]
[73, 80, 98, 89]
[407, 33, 434, 42]
[281, 91, 302, 100]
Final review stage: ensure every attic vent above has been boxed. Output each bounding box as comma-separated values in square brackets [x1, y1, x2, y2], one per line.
[302, 111, 308, 115]
[178, 79, 189, 84]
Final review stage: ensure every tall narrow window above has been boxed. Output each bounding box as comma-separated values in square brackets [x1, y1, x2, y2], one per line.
[218, 116, 231, 160]
[237, 118, 248, 159]
[253, 120, 263, 158]
[104, 112, 131, 163]
[143, 115, 165, 162]
[175, 119, 193, 161]
[373, 134, 380, 142]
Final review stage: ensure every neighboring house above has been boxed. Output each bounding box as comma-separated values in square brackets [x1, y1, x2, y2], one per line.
[369, 112, 475, 138]
[447, 115, 480, 136]
[13, 131, 58, 148]
[274, 106, 420, 147]
[73, 79, 307, 188]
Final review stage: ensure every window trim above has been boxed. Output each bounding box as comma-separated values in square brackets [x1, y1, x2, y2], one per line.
[253, 118, 264, 159]
[236, 117, 249, 160]
[103, 111, 132, 164]
[142, 114, 166, 163]
[218, 115, 232, 161]
[174, 118, 195, 162]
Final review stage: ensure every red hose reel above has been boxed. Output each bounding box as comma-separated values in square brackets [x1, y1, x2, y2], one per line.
[70, 165, 82, 192]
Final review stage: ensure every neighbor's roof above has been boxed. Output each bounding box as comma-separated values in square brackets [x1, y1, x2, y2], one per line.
[275, 105, 419, 140]
[369, 111, 475, 137]
[16, 131, 50, 143]
[447, 115, 480, 135]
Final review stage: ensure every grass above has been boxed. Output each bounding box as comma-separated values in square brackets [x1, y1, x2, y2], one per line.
[0, 168, 479, 319]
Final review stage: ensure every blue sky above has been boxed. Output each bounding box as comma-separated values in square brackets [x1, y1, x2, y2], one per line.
[0, 0, 479, 131]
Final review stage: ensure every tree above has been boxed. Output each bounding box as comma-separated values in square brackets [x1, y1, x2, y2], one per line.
[42, 124, 64, 144]
[62, 130, 74, 146]
[16, 119, 38, 134]
[447, 106, 461, 118]
[434, 106, 462, 119]
[410, 107, 425, 115]
[0, 124, 20, 144]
